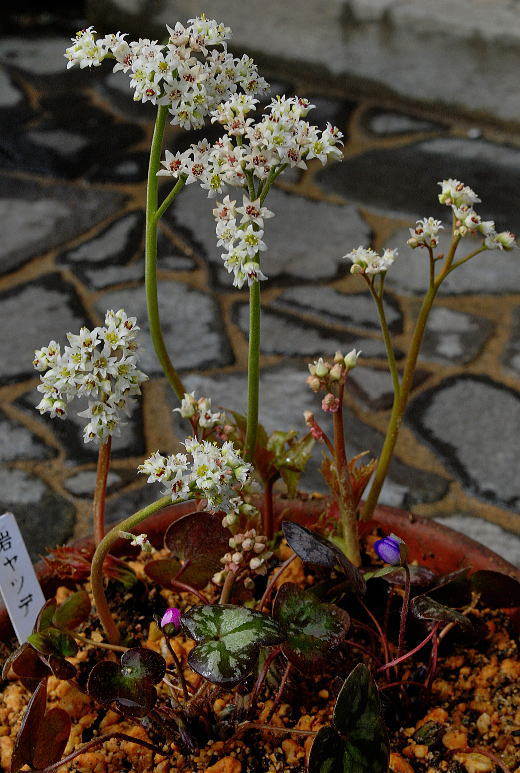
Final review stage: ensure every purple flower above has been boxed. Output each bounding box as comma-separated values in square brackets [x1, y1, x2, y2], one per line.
[374, 534, 404, 565]
[160, 607, 182, 635]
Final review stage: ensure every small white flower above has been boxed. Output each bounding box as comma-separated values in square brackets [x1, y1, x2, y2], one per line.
[344, 349, 361, 370]
[407, 217, 444, 249]
[344, 246, 397, 275]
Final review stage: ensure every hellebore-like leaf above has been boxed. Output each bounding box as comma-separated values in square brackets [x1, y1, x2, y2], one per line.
[309, 664, 389, 773]
[87, 647, 166, 719]
[182, 605, 284, 685]
[155, 511, 231, 588]
[273, 583, 350, 669]
[411, 595, 473, 632]
[11, 680, 48, 773]
[32, 707, 71, 770]
[471, 570, 520, 608]
[307, 726, 344, 773]
[52, 590, 91, 631]
[382, 565, 437, 588]
[28, 627, 78, 658]
[282, 521, 366, 594]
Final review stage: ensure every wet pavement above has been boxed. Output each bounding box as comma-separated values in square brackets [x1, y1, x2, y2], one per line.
[0, 14, 519, 565]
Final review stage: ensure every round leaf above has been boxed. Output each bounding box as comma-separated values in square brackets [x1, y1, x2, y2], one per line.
[120, 647, 166, 685]
[11, 680, 47, 773]
[35, 599, 57, 633]
[182, 605, 284, 685]
[87, 660, 121, 704]
[273, 583, 350, 669]
[2, 643, 50, 682]
[163, 511, 231, 588]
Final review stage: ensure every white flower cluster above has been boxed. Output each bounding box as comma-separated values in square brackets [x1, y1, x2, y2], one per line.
[34, 310, 148, 444]
[159, 96, 343, 287]
[138, 437, 252, 511]
[343, 246, 398, 276]
[407, 217, 444, 249]
[64, 18, 268, 130]
[437, 178, 516, 250]
[174, 391, 223, 430]
[214, 529, 272, 584]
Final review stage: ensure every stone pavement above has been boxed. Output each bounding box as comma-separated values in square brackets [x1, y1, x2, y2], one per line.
[0, 8, 519, 566]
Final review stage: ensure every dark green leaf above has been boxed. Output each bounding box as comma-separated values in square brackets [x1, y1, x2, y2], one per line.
[471, 570, 520, 608]
[162, 511, 231, 588]
[32, 707, 71, 769]
[52, 590, 91, 631]
[28, 627, 78, 658]
[11, 680, 47, 773]
[363, 566, 400, 582]
[120, 647, 166, 684]
[87, 660, 121, 704]
[282, 521, 366, 594]
[273, 583, 350, 669]
[333, 664, 390, 773]
[382, 566, 437, 588]
[411, 595, 473, 632]
[308, 726, 344, 773]
[182, 605, 284, 684]
[47, 654, 77, 681]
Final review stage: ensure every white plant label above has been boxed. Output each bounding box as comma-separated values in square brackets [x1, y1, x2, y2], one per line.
[0, 512, 46, 643]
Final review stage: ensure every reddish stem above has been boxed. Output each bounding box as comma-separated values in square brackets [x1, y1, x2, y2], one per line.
[265, 660, 292, 722]
[249, 647, 281, 710]
[258, 554, 297, 612]
[358, 596, 390, 666]
[170, 580, 210, 604]
[377, 624, 437, 674]
[397, 564, 411, 662]
[379, 680, 427, 691]
[93, 437, 112, 546]
[344, 639, 382, 666]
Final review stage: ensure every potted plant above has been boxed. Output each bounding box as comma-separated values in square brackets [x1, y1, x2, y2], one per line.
[0, 16, 519, 773]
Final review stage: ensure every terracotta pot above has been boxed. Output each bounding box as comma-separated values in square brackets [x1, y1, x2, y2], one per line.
[0, 497, 518, 641]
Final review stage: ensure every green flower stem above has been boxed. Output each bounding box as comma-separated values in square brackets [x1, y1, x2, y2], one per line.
[93, 437, 112, 547]
[155, 174, 187, 221]
[245, 273, 261, 462]
[91, 494, 173, 643]
[146, 104, 186, 401]
[367, 278, 400, 397]
[361, 234, 462, 521]
[447, 245, 487, 274]
[333, 382, 361, 566]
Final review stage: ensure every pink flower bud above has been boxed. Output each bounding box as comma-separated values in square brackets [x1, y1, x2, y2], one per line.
[322, 393, 340, 412]
[161, 607, 182, 634]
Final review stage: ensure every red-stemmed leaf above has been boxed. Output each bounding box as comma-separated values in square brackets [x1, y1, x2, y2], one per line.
[32, 707, 71, 769]
[11, 680, 47, 773]
[273, 583, 350, 669]
[411, 595, 473, 632]
[52, 590, 91, 631]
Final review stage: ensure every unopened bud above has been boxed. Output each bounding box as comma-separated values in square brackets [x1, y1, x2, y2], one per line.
[306, 375, 321, 392]
[329, 363, 343, 381]
[333, 351, 344, 363]
[242, 538, 253, 551]
[344, 348, 361, 370]
[314, 357, 329, 378]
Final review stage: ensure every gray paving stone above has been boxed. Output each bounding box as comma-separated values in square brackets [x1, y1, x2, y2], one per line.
[502, 306, 520, 376]
[348, 366, 394, 410]
[0, 37, 68, 76]
[0, 468, 75, 560]
[167, 184, 370, 284]
[434, 514, 520, 568]
[383, 227, 520, 295]
[365, 109, 444, 136]
[0, 66, 23, 107]
[420, 306, 493, 365]
[167, 365, 448, 507]
[96, 281, 232, 375]
[318, 138, 520, 234]
[408, 376, 520, 512]
[60, 211, 143, 266]
[27, 129, 90, 156]
[106, 482, 161, 525]
[64, 469, 123, 497]
[0, 414, 53, 462]
[21, 389, 144, 463]
[272, 286, 402, 332]
[0, 176, 127, 274]
[234, 305, 388, 359]
[0, 275, 88, 382]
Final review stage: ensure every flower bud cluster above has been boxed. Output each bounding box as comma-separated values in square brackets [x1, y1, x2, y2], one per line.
[343, 246, 398, 275]
[158, 96, 343, 288]
[220, 497, 259, 529]
[174, 391, 223, 430]
[407, 217, 444, 249]
[138, 437, 252, 511]
[306, 350, 361, 395]
[214, 529, 272, 583]
[64, 18, 268, 130]
[436, 178, 516, 250]
[34, 310, 147, 444]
